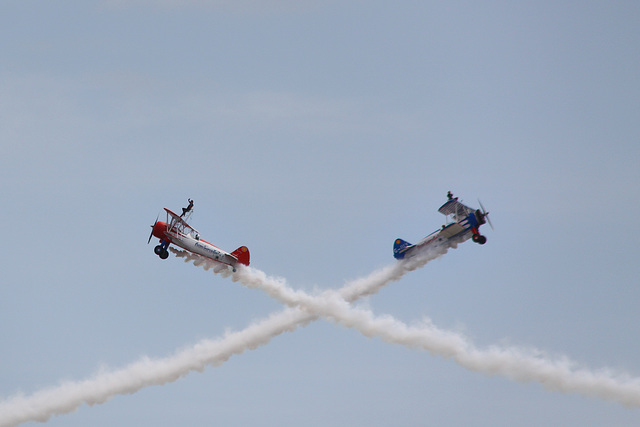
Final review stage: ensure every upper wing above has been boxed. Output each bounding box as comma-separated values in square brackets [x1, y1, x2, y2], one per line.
[164, 208, 198, 234]
[438, 199, 474, 218]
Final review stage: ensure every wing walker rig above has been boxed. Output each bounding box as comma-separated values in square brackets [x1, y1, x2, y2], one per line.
[392, 192, 493, 260]
[148, 199, 250, 273]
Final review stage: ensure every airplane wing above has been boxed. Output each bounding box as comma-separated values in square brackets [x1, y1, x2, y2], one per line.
[164, 208, 198, 234]
[439, 223, 466, 238]
[437, 199, 474, 217]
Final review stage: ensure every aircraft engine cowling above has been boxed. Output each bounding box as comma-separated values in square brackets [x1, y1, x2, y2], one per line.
[152, 221, 169, 241]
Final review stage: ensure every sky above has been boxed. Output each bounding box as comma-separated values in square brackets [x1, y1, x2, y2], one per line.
[1, 0, 639, 425]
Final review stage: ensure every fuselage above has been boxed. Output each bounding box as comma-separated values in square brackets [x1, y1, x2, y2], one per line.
[171, 233, 230, 263]
[393, 210, 484, 260]
[152, 220, 235, 266]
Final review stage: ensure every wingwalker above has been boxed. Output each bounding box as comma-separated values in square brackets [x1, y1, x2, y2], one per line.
[393, 192, 493, 260]
[148, 200, 250, 272]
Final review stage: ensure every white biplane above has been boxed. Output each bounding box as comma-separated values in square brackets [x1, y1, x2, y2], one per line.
[393, 192, 492, 260]
[148, 202, 250, 272]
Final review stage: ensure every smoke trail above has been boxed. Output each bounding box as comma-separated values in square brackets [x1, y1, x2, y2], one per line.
[173, 243, 640, 405]
[0, 309, 317, 427]
[229, 266, 640, 407]
[178, 240, 640, 405]
[171, 234, 459, 302]
[0, 242, 451, 426]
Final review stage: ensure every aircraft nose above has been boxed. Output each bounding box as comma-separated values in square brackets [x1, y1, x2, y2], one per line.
[153, 221, 167, 240]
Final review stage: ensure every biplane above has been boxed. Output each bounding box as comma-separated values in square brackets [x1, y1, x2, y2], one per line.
[393, 192, 492, 260]
[148, 204, 249, 272]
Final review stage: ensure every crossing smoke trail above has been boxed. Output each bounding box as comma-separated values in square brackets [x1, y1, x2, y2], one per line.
[0, 241, 452, 426]
[176, 243, 640, 406]
[236, 269, 640, 406]
[228, 266, 640, 407]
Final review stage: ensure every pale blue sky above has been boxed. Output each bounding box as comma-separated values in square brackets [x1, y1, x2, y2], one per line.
[1, 1, 639, 426]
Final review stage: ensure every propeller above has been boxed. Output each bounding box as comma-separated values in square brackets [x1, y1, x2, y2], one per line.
[148, 214, 159, 244]
[478, 199, 494, 230]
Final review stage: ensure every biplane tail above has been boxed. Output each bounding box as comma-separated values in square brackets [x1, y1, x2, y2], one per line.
[231, 246, 250, 266]
[393, 238, 414, 260]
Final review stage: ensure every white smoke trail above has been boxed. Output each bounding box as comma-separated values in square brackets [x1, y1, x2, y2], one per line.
[0, 242, 451, 426]
[228, 266, 640, 407]
[170, 238, 454, 302]
[0, 309, 313, 427]
[174, 239, 640, 405]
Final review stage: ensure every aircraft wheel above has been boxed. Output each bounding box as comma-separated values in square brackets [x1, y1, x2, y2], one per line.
[472, 234, 480, 243]
[477, 235, 487, 245]
[159, 249, 169, 259]
[154, 245, 163, 255]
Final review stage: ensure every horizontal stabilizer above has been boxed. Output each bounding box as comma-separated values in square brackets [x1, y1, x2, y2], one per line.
[393, 238, 414, 260]
[230, 246, 250, 266]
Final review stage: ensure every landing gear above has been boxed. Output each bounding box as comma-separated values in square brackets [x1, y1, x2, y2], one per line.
[154, 242, 170, 259]
[472, 234, 487, 245]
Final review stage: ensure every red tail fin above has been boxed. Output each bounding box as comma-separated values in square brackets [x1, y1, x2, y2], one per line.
[230, 246, 250, 266]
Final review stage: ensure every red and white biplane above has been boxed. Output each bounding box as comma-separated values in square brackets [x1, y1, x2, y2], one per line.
[148, 203, 249, 272]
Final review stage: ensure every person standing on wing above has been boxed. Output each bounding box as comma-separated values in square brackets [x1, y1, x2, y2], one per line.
[181, 199, 194, 217]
